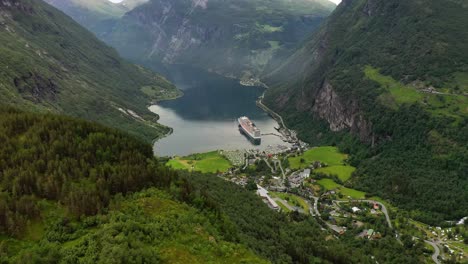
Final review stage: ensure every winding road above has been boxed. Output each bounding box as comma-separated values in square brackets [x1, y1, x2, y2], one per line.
[424, 240, 441, 264]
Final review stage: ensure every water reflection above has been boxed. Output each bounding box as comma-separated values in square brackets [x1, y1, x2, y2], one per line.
[151, 66, 288, 156]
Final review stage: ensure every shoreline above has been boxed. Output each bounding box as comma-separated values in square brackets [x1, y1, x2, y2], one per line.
[150, 71, 297, 155]
[148, 90, 185, 145]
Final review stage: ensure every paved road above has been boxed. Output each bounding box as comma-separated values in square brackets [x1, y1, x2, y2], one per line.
[263, 158, 276, 174]
[311, 196, 320, 216]
[426, 240, 441, 264]
[424, 240, 441, 264]
[272, 159, 286, 178]
[257, 93, 288, 130]
[273, 197, 305, 214]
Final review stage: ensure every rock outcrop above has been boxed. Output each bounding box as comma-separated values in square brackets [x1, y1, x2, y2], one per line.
[47, 0, 335, 79]
[312, 81, 372, 142]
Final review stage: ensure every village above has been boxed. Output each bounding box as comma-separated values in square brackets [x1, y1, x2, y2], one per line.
[164, 96, 467, 263]
[216, 144, 468, 264]
[165, 141, 467, 263]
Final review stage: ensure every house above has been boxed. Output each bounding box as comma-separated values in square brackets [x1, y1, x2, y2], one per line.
[373, 203, 380, 210]
[301, 169, 311, 178]
[352, 207, 361, 213]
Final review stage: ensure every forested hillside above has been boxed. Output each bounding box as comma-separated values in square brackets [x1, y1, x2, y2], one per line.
[0, 107, 266, 263]
[265, 0, 468, 224]
[0, 0, 180, 142]
[47, 0, 336, 81]
[0, 107, 424, 263]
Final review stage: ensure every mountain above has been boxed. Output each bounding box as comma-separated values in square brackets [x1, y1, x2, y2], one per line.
[264, 0, 468, 224]
[0, 107, 422, 263]
[0, 107, 266, 263]
[0, 0, 180, 142]
[47, 0, 336, 82]
[43, 0, 148, 33]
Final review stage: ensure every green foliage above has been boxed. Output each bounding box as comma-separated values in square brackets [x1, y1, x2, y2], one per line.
[2, 189, 267, 264]
[0, 0, 180, 142]
[315, 165, 355, 182]
[317, 179, 341, 190]
[166, 151, 232, 173]
[289, 146, 347, 169]
[0, 108, 426, 263]
[184, 172, 422, 263]
[266, 0, 468, 224]
[365, 66, 468, 118]
[0, 107, 176, 237]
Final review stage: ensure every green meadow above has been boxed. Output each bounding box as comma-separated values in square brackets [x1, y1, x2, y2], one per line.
[315, 165, 355, 182]
[166, 151, 232, 173]
[317, 179, 365, 199]
[289, 146, 347, 170]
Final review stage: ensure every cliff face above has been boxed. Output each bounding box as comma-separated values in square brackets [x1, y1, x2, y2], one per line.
[311, 81, 371, 141]
[266, 0, 468, 142]
[265, 0, 468, 221]
[50, 0, 335, 79]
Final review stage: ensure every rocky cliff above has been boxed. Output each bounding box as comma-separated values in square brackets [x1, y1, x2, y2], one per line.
[265, 0, 468, 222]
[311, 81, 372, 142]
[47, 0, 335, 79]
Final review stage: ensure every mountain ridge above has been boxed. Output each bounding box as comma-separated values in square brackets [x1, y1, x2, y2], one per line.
[264, 0, 468, 223]
[46, 0, 336, 80]
[0, 0, 181, 142]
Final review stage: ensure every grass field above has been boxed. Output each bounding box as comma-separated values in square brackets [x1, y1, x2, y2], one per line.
[317, 179, 366, 199]
[271, 192, 309, 213]
[340, 187, 366, 199]
[317, 179, 341, 190]
[166, 151, 232, 173]
[289, 146, 347, 170]
[315, 165, 355, 182]
[365, 66, 468, 118]
[276, 200, 291, 212]
[365, 66, 423, 105]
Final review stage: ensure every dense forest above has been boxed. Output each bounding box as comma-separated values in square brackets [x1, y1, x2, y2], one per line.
[0, 107, 425, 263]
[264, 0, 468, 225]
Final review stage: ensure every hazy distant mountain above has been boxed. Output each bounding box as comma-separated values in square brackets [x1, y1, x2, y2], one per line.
[47, 0, 336, 81]
[43, 0, 148, 33]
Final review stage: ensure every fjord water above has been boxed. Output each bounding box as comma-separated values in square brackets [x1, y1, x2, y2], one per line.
[150, 66, 286, 156]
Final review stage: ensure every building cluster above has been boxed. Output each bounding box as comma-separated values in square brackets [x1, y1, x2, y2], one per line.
[288, 169, 311, 188]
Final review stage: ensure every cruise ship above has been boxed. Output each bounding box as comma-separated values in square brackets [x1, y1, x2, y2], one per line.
[238, 116, 261, 144]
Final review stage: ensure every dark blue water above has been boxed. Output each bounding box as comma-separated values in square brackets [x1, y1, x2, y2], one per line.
[150, 66, 286, 156]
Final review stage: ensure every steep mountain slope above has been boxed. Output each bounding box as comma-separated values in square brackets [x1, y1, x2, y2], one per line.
[265, 0, 468, 224]
[0, 107, 266, 263]
[0, 0, 180, 142]
[0, 107, 423, 264]
[48, 0, 336, 82]
[43, 0, 148, 34]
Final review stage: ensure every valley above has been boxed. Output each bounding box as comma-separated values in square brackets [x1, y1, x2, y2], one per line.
[0, 0, 467, 263]
[148, 65, 292, 156]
